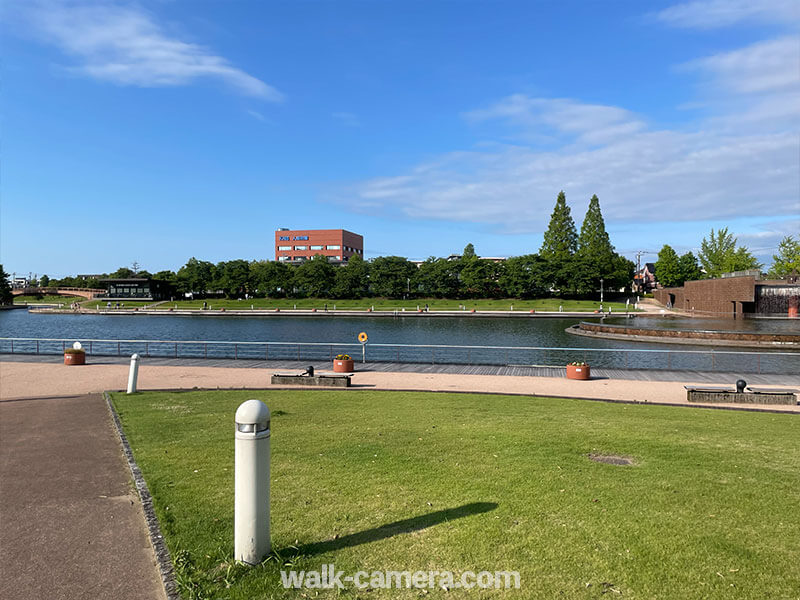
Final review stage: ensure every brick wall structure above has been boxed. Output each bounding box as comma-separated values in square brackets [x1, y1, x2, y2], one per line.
[654, 276, 800, 317]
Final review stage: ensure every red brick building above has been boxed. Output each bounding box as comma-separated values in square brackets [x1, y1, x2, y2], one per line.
[274, 229, 363, 264]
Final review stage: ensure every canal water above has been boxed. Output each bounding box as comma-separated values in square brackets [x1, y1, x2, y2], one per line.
[1, 310, 797, 373]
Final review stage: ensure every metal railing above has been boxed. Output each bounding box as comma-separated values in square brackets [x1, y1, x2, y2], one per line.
[1, 337, 798, 375]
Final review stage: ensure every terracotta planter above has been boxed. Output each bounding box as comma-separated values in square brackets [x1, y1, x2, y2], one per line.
[64, 352, 86, 366]
[333, 359, 355, 373]
[566, 364, 590, 380]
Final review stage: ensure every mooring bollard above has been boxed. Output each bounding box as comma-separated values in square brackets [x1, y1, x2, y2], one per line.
[127, 354, 140, 394]
[235, 399, 271, 565]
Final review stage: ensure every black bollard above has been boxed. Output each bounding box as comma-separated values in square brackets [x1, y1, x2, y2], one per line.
[305, 365, 314, 377]
[736, 379, 747, 393]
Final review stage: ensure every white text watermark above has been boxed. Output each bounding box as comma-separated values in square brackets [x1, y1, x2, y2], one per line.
[280, 564, 521, 590]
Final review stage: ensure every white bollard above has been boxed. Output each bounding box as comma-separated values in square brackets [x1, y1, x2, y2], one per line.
[127, 354, 140, 394]
[235, 400, 271, 565]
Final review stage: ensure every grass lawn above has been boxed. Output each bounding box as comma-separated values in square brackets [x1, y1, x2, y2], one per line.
[150, 298, 638, 313]
[112, 390, 799, 599]
[13, 294, 84, 304]
[83, 300, 155, 309]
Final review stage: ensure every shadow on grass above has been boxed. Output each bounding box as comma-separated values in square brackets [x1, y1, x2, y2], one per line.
[289, 502, 498, 557]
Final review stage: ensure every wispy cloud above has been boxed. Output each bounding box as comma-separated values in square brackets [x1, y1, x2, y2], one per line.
[332, 112, 360, 127]
[464, 95, 647, 146]
[15, 1, 283, 100]
[682, 37, 800, 96]
[655, 0, 800, 29]
[247, 109, 266, 122]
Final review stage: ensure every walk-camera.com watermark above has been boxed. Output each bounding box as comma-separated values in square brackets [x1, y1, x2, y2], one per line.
[280, 564, 521, 590]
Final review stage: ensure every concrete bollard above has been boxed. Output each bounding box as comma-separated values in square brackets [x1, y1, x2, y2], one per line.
[127, 354, 140, 394]
[235, 400, 271, 565]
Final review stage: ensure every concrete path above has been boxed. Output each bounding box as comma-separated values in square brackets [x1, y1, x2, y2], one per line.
[2, 358, 797, 412]
[0, 393, 166, 600]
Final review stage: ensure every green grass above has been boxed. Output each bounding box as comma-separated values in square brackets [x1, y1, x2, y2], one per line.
[83, 300, 154, 309]
[13, 294, 84, 304]
[149, 297, 637, 313]
[112, 390, 800, 599]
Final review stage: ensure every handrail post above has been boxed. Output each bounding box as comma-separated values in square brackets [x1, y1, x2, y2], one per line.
[175, 342, 178, 358]
[235, 344, 238, 360]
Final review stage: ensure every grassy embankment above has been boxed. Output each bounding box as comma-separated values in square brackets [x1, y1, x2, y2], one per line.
[112, 389, 799, 599]
[92, 297, 639, 312]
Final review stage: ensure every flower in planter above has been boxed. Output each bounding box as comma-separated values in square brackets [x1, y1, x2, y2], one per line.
[567, 361, 588, 366]
[64, 348, 86, 355]
[335, 354, 351, 361]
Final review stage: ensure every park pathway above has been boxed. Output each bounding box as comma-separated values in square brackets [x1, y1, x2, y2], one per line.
[0, 393, 166, 600]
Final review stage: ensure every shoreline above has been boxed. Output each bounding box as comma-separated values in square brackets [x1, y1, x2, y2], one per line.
[27, 307, 637, 319]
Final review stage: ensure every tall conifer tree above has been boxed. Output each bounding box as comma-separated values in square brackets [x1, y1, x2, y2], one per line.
[577, 194, 614, 261]
[540, 191, 577, 261]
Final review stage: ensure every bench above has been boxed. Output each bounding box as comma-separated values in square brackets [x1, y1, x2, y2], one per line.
[270, 373, 352, 388]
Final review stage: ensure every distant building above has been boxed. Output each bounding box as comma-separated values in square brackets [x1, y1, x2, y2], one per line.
[275, 228, 363, 264]
[99, 278, 174, 301]
[634, 263, 657, 293]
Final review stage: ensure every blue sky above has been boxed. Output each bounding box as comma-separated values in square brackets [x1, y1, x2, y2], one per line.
[1, 0, 798, 278]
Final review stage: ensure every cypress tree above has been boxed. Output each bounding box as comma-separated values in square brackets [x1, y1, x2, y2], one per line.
[540, 191, 577, 261]
[577, 194, 614, 261]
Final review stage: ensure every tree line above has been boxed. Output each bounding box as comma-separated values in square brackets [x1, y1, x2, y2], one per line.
[655, 230, 799, 288]
[21, 192, 635, 300]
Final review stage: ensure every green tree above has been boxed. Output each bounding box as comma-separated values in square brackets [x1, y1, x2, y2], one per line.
[332, 254, 370, 298]
[0, 265, 12, 305]
[109, 267, 134, 279]
[577, 195, 614, 262]
[177, 258, 216, 297]
[39, 274, 51, 288]
[540, 191, 578, 262]
[677, 252, 702, 283]
[499, 254, 548, 298]
[698, 228, 761, 278]
[369, 256, 416, 298]
[214, 259, 251, 297]
[152, 270, 177, 283]
[574, 194, 617, 294]
[292, 255, 336, 297]
[462, 243, 477, 259]
[250, 260, 292, 297]
[461, 259, 505, 298]
[414, 258, 461, 298]
[766, 236, 800, 279]
[655, 245, 682, 287]
[540, 191, 578, 291]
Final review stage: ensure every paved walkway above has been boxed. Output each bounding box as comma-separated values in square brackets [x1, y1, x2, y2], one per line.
[2, 357, 798, 412]
[0, 393, 166, 600]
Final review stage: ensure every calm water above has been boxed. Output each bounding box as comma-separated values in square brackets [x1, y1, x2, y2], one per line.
[1, 310, 797, 373]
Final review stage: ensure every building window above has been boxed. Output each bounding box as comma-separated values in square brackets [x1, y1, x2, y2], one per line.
[278, 236, 290, 241]
[294, 245, 307, 250]
[278, 256, 289, 261]
[326, 245, 340, 250]
[278, 246, 291, 251]
[310, 245, 323, 250]
[293, 236, 309, 241]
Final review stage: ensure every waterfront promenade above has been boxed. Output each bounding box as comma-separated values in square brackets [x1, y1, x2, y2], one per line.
[2, 355, 798, 412]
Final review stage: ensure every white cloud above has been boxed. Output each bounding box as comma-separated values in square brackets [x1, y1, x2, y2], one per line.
[683, 37, 800, 96]
[656, 0, 800, 29]
[16, 1, 282, 100]
[464, 95, 647, 145]
[344, 128, 798, 232]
